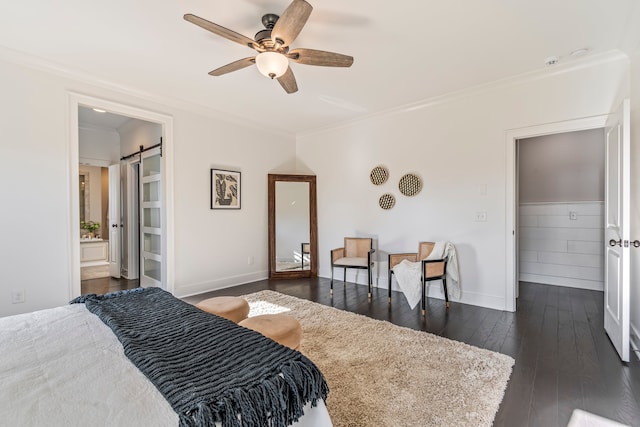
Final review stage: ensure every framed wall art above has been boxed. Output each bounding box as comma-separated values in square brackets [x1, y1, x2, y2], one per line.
[211, 168, 241, 209]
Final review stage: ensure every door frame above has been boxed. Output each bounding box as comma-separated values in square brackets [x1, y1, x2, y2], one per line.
[505, 114, 607, 312]
[67, 92, 174, 299]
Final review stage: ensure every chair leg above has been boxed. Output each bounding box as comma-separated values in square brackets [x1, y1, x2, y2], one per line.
[421, 280, 426, 316]
[343, 268, 346, 286]
[388, 272, 392, 303]
[443, 278, 450, 309]
[367, 265, 372, 300]
[330, 265, 334, 295]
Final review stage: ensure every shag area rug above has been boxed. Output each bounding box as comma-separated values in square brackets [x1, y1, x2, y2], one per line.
[242, 290, 514, 427]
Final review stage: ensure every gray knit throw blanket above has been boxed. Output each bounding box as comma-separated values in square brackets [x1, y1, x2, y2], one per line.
[70, 287, 328, 427]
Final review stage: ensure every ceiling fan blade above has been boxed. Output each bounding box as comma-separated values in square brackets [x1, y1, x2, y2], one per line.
[184, 14, 258, 50]
[288, 48, 353, 67]
[277, 66, 298, 94]
[209, 57, 256, 76]
[271, 0, 313, 48]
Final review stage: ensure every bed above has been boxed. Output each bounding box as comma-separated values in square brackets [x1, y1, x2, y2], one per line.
[0, 288, 332, 426]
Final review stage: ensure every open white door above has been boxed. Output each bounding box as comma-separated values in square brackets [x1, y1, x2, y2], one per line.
[108, 164, 121, 278]
[140, 147, 163, 288]
[604, 99, 631, 362]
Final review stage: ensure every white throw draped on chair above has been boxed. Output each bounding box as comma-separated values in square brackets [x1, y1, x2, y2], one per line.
[393, 260, 422, 309]
[426, 241, 460, 284]
[392, 241, 460, 309]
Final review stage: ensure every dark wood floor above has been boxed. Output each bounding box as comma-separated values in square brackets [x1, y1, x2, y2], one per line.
[81, 276, 139, 295]
[182, 278, 640, 427]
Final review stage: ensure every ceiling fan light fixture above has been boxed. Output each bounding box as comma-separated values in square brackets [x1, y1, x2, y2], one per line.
[255, 52, 288, 79]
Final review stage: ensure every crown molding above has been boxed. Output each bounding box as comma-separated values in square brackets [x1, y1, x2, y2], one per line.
[297, 50, 629, 138]
[0, 45, 293, 139]
[0, 44, 628, 141]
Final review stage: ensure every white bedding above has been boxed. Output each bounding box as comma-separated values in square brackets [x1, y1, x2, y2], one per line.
[0, 304, 331, 426]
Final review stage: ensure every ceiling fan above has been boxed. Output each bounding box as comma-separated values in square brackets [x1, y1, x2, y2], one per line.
[184, 0, 353, 94]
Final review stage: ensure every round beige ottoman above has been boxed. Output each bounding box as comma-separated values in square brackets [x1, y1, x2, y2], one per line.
[239, 314, 302, 350]
[195, 296, 250, 323]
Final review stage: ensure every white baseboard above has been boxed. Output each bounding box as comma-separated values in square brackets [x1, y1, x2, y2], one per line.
[321, 272, 507, 311]
[174, 271, 268, 298]
[519, 273, 603, 291]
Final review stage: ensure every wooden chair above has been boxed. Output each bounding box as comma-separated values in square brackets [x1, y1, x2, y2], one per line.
[388, 242, 449, 315]
[331, 237, 375, 298]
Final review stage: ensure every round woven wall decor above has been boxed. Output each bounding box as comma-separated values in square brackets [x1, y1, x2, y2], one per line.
[399, 173, 422, 196]
[379, 193, 395, 210]
[370, 166, 389, 185]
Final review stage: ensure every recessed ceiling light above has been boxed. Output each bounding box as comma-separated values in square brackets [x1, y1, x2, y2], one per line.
[544, 56, 560, 66]
[92, 108, 107, 113]
[570, 48, 589, 58]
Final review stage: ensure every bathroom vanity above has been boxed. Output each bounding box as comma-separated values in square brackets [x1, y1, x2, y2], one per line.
[80, 239, 109, 266]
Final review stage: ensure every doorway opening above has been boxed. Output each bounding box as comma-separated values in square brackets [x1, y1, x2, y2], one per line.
[78, 107, 163, 293]
[505, 115, 608, 312]
[516, 128, 605, 293]
[68, 93, 174, 299]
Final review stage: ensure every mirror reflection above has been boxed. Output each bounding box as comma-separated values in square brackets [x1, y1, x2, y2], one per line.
[79, 173, 88, 223]
[275, 181, 310, 272]
[268, 174, 317, 279]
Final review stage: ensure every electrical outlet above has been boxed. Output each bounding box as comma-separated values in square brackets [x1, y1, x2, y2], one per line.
[247, 256, 254, 265]
[11, 289, 25, 304]
[569, 211, 578, 220]
[475, 211, 487, 222]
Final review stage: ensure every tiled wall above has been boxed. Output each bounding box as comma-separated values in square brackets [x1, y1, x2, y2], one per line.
[519, 202, 604, 290]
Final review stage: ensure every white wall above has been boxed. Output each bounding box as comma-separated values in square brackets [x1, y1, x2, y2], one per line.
[518, 129, 604, 203]
[519, 202, 603, 290]
[0, 61, 71, 315]
[297, 55, 629, 310]
[0, 56, 295, 316]
[171, 113, 297, 297]
[630, 49, 640, 350]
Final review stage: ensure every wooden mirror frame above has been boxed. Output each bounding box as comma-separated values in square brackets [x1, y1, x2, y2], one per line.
[268, 174, 318, 279]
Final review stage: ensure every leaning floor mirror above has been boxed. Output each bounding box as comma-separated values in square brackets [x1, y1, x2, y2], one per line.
[268, 174, 318, 279]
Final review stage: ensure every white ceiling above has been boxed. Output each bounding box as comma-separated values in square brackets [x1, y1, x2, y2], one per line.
[1, 0, 639, 134]
[78, 106, 132, 130]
